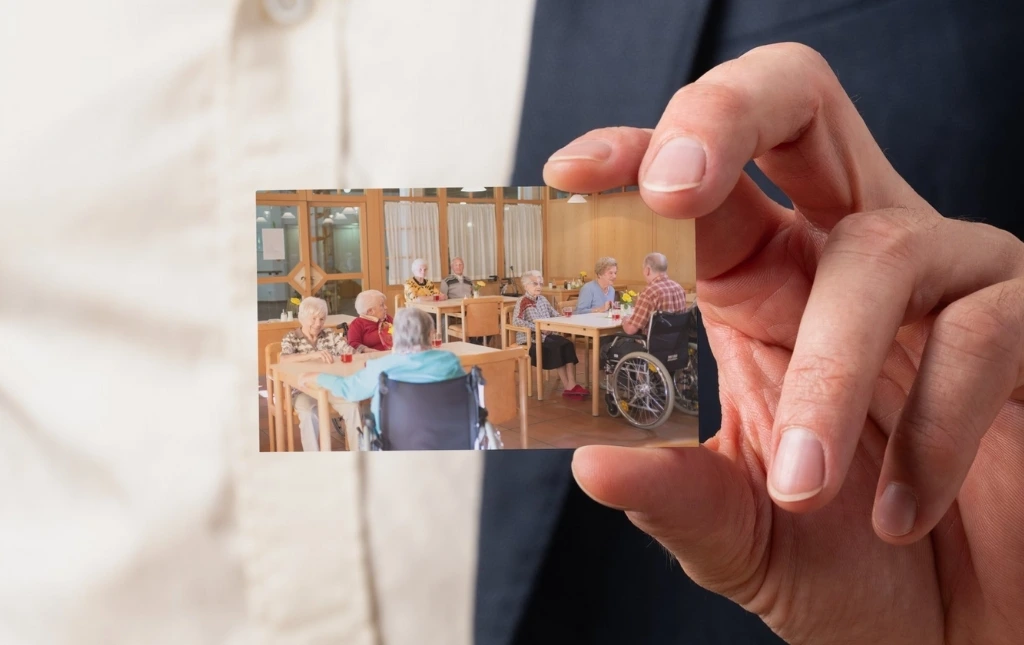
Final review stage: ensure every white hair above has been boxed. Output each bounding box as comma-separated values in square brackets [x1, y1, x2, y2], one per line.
[297, 297, 328, 322]
[521, 269, 543, 286]
[392, 307, 434, 354]
[411, 258, 428, 273]
[644, 252, 668, 273]
[354, 289, 385, 316]
[595, 256, 618, 277]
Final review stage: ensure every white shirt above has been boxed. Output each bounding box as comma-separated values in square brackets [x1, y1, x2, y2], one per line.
[0, 2, 537, 643]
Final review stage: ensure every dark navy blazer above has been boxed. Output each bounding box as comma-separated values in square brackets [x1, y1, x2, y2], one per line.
[477, 1, 1024, 643]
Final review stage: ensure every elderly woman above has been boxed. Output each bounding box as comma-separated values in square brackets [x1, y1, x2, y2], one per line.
[301, 308, 465, 447]
[575, 256, 618, 314]
[347, 289, 394, 352]
[514, 270, 590, 399]
[404, 257, 446, 304]
[278, 297, 354, 451]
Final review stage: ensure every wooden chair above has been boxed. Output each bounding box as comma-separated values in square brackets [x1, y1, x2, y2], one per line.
[501, 305, 534, 397]
[447, 296, 503, 346]
[394, 293, 404, 313]
[264, 342, 282, 452]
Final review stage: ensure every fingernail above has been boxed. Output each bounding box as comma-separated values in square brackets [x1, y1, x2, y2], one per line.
[642, 137, 706, 192]
[769, 427, 825, 502]
[548, 140, 613, 162]
[875, 482, 918, 537]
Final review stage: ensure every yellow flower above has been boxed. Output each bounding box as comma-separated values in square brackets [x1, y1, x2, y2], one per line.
[579, 271, 587, 279]
[621, 293, 633, 303]
[628, 290, 638, 297]
[289, 297, 302, 306]
[475, 280, 486, 287]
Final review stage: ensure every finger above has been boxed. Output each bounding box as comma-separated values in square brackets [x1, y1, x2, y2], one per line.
[635, 42, 924, 227]
[572, 445, 766, 603]
[545, 127, 791, 282]
[768, 211, 1024, 511]
[873, 278, 1024, 543]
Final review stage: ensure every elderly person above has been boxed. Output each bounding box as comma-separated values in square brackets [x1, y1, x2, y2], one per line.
[301, 308, 465, 447]
[621, 252, 687, 336]
[514, 270, 590, 399]
[575, 256, 618, 314]
[404, 257, 445, 303]
[278, 297, 354, 451]
[440, 256, 474, 299]
[347, 289, 394, 352]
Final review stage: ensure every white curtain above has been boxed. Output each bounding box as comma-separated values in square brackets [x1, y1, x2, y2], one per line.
[502, 203, 543, 278]
[384, 201, 442, 284]
[447, 203, 497, 279]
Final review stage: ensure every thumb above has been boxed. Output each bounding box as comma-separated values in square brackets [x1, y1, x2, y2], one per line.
[572, 444, 765, 601]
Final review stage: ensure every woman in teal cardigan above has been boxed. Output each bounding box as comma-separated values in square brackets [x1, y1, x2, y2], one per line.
[574, 256, 618, 314]
[299, 308, 465, 444]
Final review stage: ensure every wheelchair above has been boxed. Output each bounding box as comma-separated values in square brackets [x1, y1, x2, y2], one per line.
[601, 306, 699, 429]
[360, 365, 503, 450]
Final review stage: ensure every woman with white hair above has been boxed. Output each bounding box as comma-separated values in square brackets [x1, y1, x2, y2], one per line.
[278, 297, 354, 450]
[513, 270, 590, 399]
[301, 308, 465, 445]
[347, 289, 394, 352]
[404, 257, 446, 304]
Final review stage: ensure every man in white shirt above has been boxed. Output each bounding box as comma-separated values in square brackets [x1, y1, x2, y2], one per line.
[440, 257, 474, 300]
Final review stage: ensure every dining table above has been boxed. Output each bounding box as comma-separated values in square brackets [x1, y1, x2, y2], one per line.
[533, 312, 623, 417]
[270, 341, 529, 451]
[409, 296, 519, 341]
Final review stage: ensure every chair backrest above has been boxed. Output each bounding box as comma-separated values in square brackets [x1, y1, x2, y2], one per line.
[645, 310, 695, 372]
[264, 341, 283, 404]
[393, 293, 404, 312]
[461, 296, 503, 337]
[376, 368, 484, 450]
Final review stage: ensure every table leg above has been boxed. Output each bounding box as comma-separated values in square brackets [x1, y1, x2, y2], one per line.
[317, 389, 332, 452]
[535, 325, 544, 401]
[273, 369, 286, 452]
[437, 311, 444, 341]
[283, 383, 295, 452]
[518, 355, 528, 448]
[591, 331, 600, 417]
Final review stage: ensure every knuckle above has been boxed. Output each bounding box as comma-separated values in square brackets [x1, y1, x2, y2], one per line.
[936, 295, 1021, 363]
[670, 80, 751, 125]
[784, 353, 860, 404]
[829, 211, 919, 269]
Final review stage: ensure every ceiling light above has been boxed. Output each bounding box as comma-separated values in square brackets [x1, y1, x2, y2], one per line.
[343, 188, 351, 193]
[567, 194, 588, 204]
[321, 218, 333, 225]
[459, 201, 467, 205]
[460, 186, 485, 193]
[263, 210, 270, 215]
[255, 216, 267, 223]
[467, 222, 473, 227]
[282, 212, 296, 219]
[342, 207, 357, 215]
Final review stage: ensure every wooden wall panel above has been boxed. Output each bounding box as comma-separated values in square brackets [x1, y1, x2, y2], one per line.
[545, 198, 593, 280]
[653, 215, 697, 289]
[594, 193, 655, 282]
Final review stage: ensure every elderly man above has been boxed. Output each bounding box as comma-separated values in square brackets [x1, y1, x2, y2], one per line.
[302, 308, 466, 449]
[348, 290, 394, 352]
[620, 253, 688, 336]
[440, 257, 474, 299]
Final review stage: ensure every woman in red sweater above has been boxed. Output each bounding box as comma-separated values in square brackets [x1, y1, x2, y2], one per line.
[347, 289, 394, 352]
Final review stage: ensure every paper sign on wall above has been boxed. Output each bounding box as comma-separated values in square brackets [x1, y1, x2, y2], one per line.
[261, 228, 286, 260]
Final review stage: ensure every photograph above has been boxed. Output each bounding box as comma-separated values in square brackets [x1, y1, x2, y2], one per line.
[256, 186, 699, 451]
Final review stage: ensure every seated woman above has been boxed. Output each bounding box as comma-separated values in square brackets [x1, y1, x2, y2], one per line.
[404, 257, 445, 304]
[575, 256, 617, 314]
[514, 270, 590, 399]
[277, 297, 354, 451]
[301, 308, 465, 448]
[348, 290, 394, 352]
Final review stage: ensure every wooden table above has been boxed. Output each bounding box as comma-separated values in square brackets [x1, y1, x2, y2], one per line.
[270, 342, 529, 450]
[410, 296, 519, 341]
[534, 313, 622, 417]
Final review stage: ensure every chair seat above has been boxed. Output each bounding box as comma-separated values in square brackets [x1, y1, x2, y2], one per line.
[448, 324, 464, 335]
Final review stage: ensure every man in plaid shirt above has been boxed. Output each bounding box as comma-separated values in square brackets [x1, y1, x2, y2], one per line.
[621, 252, 688, 336]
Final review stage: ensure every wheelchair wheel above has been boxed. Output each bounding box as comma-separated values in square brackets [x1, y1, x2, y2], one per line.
[611, 352, 674, 429]
[672, 342, 698, 416]
[604, 392, 621, 417]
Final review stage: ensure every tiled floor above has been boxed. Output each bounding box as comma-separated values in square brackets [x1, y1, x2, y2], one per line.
[258, 370, 698, 452]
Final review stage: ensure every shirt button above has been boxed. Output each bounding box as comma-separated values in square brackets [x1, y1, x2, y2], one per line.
[262, 0, 312, 26]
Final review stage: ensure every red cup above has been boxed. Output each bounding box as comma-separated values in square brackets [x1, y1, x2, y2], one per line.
[612, 312, 621, 322]
[432, 338, 443, 348]
[341, 353, 353, 364]
[562, 307, 572, 317]
[433, 294, 440, 301]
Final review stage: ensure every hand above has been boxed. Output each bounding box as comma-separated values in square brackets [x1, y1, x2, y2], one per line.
[298, 372, 320, 390]
[545, 43, 1024, 644]
[600, 301, 612, 312]
[311, 350, 333, 363]
[438, 293, 448, 300]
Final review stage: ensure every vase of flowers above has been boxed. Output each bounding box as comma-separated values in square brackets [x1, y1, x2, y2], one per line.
[472, 280, 486, 297]
[619, 289, 638, 315]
